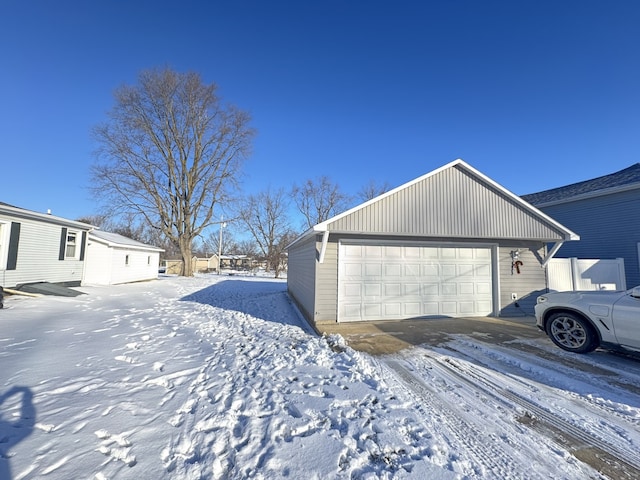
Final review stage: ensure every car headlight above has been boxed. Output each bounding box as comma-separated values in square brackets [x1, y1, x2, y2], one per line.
[537, 296, 548, 304]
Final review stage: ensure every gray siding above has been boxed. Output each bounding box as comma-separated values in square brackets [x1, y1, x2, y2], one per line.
[287, 235, 317, 323]
[328, 165, 566, 240]
[498, 242, 547, 316]
[538, 189, 640, 288]
[315, 238, 338, 323]
[1, 217, 86, 288]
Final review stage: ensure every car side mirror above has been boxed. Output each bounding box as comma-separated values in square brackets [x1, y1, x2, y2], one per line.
[632, 286, 640, 299]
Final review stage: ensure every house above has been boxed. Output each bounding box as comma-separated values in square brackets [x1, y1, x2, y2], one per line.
[522, 163, 640, 289]
[0, 202, 93, 288]
[83, 230, 164, 285]
[287, 159, 578, 327]
[163, 254, 219, 275]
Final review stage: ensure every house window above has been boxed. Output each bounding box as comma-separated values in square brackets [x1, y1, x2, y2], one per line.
[125, 254, 130, 266]
[147, 255, 151, 265]
[66, 232, 77, 258]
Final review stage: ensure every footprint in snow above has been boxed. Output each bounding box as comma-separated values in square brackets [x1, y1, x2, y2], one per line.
[94, 429, 136, 467]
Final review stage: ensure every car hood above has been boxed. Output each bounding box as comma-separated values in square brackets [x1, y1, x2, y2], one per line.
[541, 290, 627, 304]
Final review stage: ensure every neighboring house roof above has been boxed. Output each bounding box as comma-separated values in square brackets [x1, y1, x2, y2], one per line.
[522, 163, 640, 207]
[89, 230, 164, 252]
[289, 158, 578, 248]
[0, 202, 94, 230]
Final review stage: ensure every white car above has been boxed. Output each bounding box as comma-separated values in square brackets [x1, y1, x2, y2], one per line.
[535, 286, 640, 354]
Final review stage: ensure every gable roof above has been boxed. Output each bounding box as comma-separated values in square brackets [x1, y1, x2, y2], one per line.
[522, 163, 640, 207]
[0, 202, 94, 230]
[289, 159, 578, 248]
[89, 230, 164, 252]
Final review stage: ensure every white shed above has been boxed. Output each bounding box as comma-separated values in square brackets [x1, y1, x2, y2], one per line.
[84, 231, 164, 285]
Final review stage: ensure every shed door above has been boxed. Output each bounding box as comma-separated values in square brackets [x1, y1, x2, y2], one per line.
[338, 243, 493, 322]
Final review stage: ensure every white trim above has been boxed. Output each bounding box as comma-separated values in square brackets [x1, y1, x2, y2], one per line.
[542, 242, 564, 267]
[0, 220, 8, 272]
[318, 231, 330, 264]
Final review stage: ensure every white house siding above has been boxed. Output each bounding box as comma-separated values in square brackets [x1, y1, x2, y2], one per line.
[287, 235, 317, 322]
[82, 241, 112, 285]
[498, 242, 547, 316]
[0, 217, 85, 288]
[110, 248, 159, 285]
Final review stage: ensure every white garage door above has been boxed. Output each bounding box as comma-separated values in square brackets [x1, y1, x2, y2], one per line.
[338, 243, 493, 322]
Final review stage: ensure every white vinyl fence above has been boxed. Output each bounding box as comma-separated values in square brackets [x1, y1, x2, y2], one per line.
[547, 258, 626, 292]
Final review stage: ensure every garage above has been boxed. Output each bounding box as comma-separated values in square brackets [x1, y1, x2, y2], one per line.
[338, 242, 493, 321]
[287, 159, 580, 328]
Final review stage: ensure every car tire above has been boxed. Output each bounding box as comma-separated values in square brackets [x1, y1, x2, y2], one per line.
[545, 312, 598, 353]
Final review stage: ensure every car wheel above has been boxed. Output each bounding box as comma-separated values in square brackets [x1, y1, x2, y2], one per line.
[546, 312, 598, 353]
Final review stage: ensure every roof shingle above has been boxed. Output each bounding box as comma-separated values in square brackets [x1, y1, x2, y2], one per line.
[522, 163, 640, 205]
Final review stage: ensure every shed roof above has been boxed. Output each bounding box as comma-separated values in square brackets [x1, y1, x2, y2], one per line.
[522, 163, 640, 207]
[289, 159, 578, 248]
[89, 230, 164, 252]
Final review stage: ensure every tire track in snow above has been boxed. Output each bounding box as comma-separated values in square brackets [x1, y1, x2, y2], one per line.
[408, 349, 640, 480]
[383, 358, 533, 479]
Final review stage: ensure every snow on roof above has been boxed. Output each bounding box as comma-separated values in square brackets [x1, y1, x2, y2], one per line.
[89, 230, 164, 252]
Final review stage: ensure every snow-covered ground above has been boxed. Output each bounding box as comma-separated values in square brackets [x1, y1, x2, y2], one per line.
[1, 274, 639, 479]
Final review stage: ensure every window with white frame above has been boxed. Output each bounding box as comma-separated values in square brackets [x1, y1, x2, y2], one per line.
[66, 231, 78, 258]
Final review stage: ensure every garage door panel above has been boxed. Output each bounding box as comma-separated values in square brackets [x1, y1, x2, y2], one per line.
[364, 263, 382, 276]
[344, 283, 361, 298]
[422, 264, 439, 276]
[459, 301, 476, 314]
[404, 302, 421, 316]
[344, 263, 362, 277]
[404, 283, 420, 296]
[441, 283, 457, 295]
[364, 304, 381, 317]
[457, 263, 475, 276]
[404, 263, 421, 276]
[364, 283, 381, 298]
[339, 243, 493, 321]
[384, 283, 401, 296]
[364, 245, 383, 257]
[423, 283, 439, 295]
[423, 302, 439, 315]
[384, 263, 402, 276]
[384, 303, 401, 316]
[459, 282, 475, 295]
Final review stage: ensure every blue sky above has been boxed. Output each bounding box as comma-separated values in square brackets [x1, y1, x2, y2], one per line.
[2, 1, 640, 224]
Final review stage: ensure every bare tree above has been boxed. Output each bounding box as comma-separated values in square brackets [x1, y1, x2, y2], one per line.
[291, 176, 351, 229]
[91, 68, 254, 276]
[239, 188, 295, 277]
[357, 179, 392, 201]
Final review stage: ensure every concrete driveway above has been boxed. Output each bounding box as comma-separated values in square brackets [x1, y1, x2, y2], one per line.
[318, 315, 542, 355]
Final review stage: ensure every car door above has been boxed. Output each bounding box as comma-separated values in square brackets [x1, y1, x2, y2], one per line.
[611, 292, 640, 349]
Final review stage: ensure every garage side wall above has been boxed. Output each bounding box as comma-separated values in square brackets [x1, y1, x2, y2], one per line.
[287, 235, 318, 324]
[498, 242, 547, 316]
[315, 238, 338, 324]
